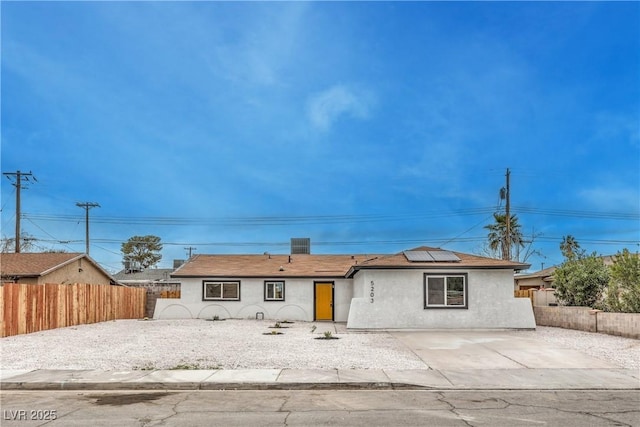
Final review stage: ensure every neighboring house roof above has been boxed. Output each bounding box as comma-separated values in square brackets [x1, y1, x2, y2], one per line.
[113, 268, 177, 282]
[172, 246, 530, 279]
[0, 252, 115, 282]
[515, 266, 557, 282]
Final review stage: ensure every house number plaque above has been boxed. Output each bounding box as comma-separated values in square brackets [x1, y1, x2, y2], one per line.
[370, 281, 374, 303]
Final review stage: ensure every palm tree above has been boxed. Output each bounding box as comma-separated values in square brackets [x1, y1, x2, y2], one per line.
[560, 235, 581, 260]
[484, 213, 524, 261]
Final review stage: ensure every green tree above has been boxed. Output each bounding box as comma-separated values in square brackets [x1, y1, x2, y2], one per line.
[484, 213, 524, 261]
[605, 249, 640, 313]
[553, 252, 609, 307]
[121, 235, 163, 270]
[560, 235, 582, 260]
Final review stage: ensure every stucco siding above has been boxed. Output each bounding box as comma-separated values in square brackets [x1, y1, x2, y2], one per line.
[154, 277, 353, 322]
[347, 269, 535, 329]
[155, 268, 534, 329]
[40, 259, 112, 285]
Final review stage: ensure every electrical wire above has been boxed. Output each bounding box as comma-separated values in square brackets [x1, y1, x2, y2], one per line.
[21, 206, 639, 227]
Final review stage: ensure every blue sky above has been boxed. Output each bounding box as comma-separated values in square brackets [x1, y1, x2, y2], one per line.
[2, 1, 638, 273]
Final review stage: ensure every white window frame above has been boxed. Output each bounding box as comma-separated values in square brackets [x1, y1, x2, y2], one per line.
[203, 281, 240, 301]
[264, 281, 285, 301]
[424, 273, 468, 309]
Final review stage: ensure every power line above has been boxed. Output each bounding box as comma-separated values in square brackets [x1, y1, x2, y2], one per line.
[513, 206, 638, 220]
[23, 217, 77, 253]
[21, 206, 639, 226]
[28, 235, 638, 248]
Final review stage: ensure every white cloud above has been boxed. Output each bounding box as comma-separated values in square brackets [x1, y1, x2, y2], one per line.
[579, 186, 640, 212]
[306, 85, 373, 131]
[591, 112, 640, 148]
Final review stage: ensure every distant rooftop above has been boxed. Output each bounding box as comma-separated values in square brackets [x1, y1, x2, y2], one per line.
[113, 268, 177, 282]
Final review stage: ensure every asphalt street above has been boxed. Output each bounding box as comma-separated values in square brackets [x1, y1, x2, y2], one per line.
[2, 389, 639, 427]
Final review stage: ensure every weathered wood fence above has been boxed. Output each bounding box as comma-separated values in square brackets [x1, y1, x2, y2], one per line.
[514, 289, 534, 304]
[159, 290, 181, 299]
[0, 283, 146, 337]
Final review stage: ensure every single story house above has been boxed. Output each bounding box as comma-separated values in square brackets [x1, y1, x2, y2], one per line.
[113, 264, 183, 318]
[0, 252, 116, 286]
[514, 266, 556, 290]
[156, 246, 535, 329]
[113, 267, 181, 288]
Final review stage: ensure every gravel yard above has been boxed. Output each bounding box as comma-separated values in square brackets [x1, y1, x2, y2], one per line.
[516, 326, 640, 370]
[1, 319, 638, 371]
[0, 319, 427, 371]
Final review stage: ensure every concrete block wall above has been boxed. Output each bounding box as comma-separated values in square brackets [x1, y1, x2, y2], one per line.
[597, 312, 640, 339]
[533, 306, 640, 339]
[533, 306, 596, 332]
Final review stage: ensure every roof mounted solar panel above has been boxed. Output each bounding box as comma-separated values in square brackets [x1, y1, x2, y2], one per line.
[428, 250, 461, 262]
[403, 250, 461, 262]
[404, 251, 435, 262]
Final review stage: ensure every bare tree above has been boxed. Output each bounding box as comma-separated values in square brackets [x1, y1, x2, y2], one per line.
[1, 233, 36, 253]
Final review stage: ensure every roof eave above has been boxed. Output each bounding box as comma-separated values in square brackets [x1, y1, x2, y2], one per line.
[38, 254, 85, 276]
[351, 263, 530, 272]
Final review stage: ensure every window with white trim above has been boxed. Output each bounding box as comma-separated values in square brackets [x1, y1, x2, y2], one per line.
[424, 274, 467, 308]
[203, 281, 240, 301]
[264, 281, 285, 301]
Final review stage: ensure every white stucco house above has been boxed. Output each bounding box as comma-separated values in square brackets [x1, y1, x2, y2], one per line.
[154, 246, 535, 329]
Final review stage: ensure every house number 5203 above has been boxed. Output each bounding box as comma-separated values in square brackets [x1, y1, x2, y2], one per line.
[370, 281, 375, 303]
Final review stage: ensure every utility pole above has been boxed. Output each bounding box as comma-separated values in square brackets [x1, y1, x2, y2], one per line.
[184, 246, 197, 258]
[76, 202, 100, 254]
[505, 168, 511, 261]
[3, 170, 36, 253]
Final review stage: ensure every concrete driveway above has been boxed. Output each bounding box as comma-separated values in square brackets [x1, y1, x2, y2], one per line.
[390, 330, 618, 370]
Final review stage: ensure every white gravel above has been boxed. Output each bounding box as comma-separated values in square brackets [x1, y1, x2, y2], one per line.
[0, 319, 427, 370]
[1, 319, 638, 371]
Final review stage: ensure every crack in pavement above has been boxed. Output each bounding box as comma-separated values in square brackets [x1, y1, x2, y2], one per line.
[436, 391, 475, 427]
[139, 391, 190, 426]
[276, 390, 292, 426]
[453, 392, 636, 427]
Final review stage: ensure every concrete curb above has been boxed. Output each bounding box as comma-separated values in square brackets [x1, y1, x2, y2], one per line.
[0, 381, 427, 391]
[2, 368, 638, 391]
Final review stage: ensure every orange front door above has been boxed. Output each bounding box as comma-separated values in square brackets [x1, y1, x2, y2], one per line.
[315, 283, 333, 321]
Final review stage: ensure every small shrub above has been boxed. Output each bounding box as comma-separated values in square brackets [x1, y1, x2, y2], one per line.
[133, 363, 156, 371]
[314, 330, 339, 340]
[170, 363, 199, 370]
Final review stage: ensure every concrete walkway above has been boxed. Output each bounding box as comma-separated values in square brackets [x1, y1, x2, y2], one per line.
[1, 367, 638, 391]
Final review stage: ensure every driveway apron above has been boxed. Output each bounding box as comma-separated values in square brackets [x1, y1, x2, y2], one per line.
[389, 330, 619, 370]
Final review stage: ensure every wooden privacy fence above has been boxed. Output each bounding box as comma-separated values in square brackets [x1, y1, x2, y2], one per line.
[159, 290, 181, 298]
[0, 283, 146, 337]
[514, 289, 534, 305]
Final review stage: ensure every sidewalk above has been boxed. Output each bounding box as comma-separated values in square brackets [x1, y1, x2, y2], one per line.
[2, 367, 638, 391]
